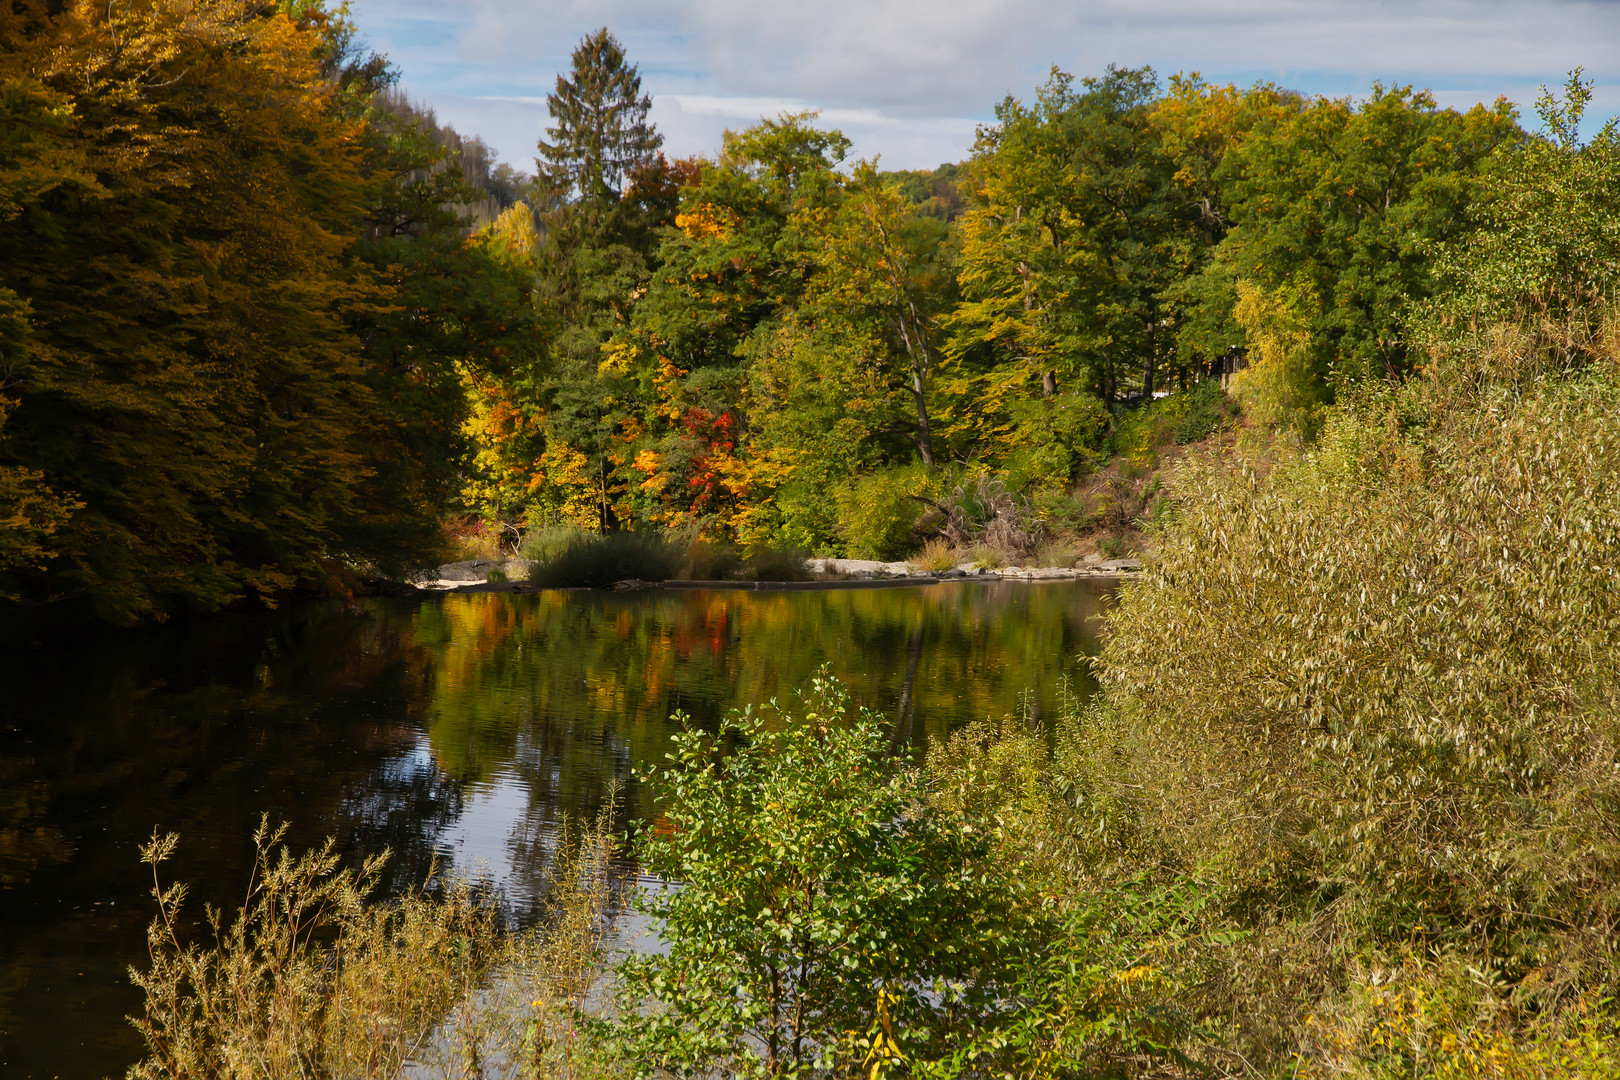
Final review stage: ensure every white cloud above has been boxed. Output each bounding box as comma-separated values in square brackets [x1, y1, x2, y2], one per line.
[351, 0, 1620, 170]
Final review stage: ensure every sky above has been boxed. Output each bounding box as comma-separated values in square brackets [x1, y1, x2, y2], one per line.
[344, 0, 1620, 174]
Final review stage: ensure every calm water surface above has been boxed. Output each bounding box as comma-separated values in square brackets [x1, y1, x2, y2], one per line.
[0, 580, 1112, 1079]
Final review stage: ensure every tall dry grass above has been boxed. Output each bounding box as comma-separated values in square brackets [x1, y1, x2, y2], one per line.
[128, 810, 623, 1080]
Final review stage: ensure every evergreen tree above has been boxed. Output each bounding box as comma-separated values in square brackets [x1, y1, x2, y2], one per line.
[536, 28, 662, 208]
[524, 29, 670, 532]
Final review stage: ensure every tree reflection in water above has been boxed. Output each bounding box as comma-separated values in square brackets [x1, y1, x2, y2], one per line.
[0, 579, 1110, 1079]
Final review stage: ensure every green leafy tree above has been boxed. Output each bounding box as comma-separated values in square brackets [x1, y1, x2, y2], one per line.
[1189, 84, 1519, 392]
[952, 66, 1191, 407]
[799, 161, 950, 467]
[1419, 70, 1620, 377]
[1151, 77, 1298, 374]
[612, 675, 1041, 1077]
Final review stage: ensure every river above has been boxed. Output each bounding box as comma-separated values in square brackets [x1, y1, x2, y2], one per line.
[0, 579, 1112, 1079]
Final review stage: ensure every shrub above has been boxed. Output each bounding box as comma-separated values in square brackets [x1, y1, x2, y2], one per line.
[446, 517, 511, 562]
[921, 712, 1229, 1075]
[761, 481, 841, 555]
[1093, 533, 1127, 559]
[1171, 379, 1235, 445]
[1297, 953, 1620, 1080]
[1108, 397, 1181, 466]
[1097, 357, 1620, 1024]
[1230, 277, 1328, 436]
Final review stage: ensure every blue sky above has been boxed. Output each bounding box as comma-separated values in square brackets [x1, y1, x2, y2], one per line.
[345, 0, 1620, 173]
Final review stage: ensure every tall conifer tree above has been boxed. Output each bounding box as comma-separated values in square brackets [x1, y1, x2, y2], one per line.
[528, 29, 668, 532]
[536, 28, 662, 207]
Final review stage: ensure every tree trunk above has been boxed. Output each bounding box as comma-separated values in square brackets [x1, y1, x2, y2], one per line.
[890, 304, 935, 467]
[1142, 309, 1156, 399]
[909, 367, 935, 468]
[1042, 369, 1057, 397]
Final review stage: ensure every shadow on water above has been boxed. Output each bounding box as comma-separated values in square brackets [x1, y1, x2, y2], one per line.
[0, 579, 1113, 1079]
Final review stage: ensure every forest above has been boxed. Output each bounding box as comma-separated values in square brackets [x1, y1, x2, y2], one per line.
[0, 0, 1536, 622]
[10, 1, 1620, 1077]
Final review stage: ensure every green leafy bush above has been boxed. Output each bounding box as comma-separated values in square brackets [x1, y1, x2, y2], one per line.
[1171, 379, 1235, 444]
[611, 676, 1212, 1078]
[1093, 533, 1127, 559]
[759, 481, 842, 555]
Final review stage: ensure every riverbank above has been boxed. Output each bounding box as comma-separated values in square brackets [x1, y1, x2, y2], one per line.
[410, 556, 1142, 594]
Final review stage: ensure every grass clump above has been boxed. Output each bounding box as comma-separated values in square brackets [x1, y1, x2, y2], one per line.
[961, 542, 1004, 570]
[524, 530, 680, 588]
[522, 524, 810, 587]
[517, 523, 591, 565]
[404, 808, 627, 1080]
[909, 536, 959, 573]
[1031, 538, 1082, 567]
[734, 544, 812, 582]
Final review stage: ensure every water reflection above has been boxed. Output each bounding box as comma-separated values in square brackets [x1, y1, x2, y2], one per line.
[0, 579, 1110, 1079]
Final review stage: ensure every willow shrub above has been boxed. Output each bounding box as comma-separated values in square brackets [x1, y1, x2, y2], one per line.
[1295, 952, 1620, 1080]
[1098, 354, 1620, 970]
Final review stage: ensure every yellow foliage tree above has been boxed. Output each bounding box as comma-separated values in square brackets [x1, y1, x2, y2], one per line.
[1231, 279, 1328, 435]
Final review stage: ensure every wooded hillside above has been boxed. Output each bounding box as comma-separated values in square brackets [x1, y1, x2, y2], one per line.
[2, 7, 1585, 621]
